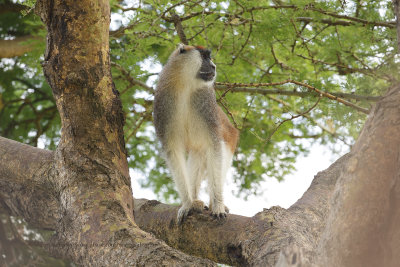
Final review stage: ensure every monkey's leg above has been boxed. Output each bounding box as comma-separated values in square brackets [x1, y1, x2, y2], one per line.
[220, 142, 233, 214]
[206, 143, 227, 218]
[165, 148, 193, 224]
[187, 151, 207, 212]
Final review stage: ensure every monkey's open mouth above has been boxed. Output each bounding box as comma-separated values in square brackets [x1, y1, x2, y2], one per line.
[200, 71, 214, 75]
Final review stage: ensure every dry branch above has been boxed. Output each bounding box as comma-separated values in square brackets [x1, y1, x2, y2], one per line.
[310, 7, 396, 28]
[215, 85, 381, 102]
[171, 12, 189, 45]
[216, 80, 371, 114]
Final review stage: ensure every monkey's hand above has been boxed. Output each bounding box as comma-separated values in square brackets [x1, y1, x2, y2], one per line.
[177, 200, 208, 224]
[210, 203, 229, 219]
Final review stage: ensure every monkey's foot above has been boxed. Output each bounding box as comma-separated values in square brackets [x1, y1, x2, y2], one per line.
[210, 203, 229, 219]
[224, 205, 229, 213]
[177, 205, 191, 225]
[177, 200, 208, 224]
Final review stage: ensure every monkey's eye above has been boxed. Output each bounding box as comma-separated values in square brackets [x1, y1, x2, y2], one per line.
[179, 48, 186, 54]
[201, 50, 211, 59]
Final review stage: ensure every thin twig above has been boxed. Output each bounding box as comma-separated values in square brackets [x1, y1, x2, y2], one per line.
[288, 79, 369, 114]
[217, 97, 239, 128]
[126, 110, 153, 142]
[267, 95, 336, 136]
[240, 95, 256, 131]
[265, 95, 322, 143]
[111, 62, 153, 92]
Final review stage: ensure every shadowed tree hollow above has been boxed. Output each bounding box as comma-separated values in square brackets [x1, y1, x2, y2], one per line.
[0, 0, 399, 266]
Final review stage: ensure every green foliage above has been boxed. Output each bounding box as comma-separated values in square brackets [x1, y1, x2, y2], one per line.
[1, 0, 398, 202]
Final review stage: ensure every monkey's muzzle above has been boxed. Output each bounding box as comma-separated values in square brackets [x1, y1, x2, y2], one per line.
[198, 71, 215, 81]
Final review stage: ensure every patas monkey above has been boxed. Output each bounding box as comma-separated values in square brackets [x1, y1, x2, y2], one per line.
[153, 44, 239, 224]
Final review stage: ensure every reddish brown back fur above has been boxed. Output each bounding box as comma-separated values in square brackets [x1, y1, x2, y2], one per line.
[217, 107, 239, 153]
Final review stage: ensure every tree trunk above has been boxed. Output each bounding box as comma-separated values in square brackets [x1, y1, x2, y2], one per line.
[0, 0, 399, 266]
[315, 85, 400, 267]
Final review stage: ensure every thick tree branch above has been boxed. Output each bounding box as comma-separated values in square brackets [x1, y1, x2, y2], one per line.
[134, 199, 253, 266]
[296, 17, 356, 26]
[0, 36, 41, 58]
[0, 1, 28, 15]
[0, 136, 58, 230]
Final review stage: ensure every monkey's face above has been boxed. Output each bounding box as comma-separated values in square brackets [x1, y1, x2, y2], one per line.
[195, 47, 216, 82]
[175, 45, 216, 83]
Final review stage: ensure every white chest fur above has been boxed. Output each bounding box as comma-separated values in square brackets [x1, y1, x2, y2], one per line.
[174, 86, 211, 152]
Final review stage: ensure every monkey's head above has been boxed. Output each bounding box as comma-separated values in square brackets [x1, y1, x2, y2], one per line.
[163, 44, 216, 85]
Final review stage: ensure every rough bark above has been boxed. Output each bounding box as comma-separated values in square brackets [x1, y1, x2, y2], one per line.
[0, 137, 59, 229]
[315, 85, 400, 267]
